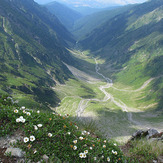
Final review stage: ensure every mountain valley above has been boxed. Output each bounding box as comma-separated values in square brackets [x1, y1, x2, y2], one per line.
[0, 0, 163, 144]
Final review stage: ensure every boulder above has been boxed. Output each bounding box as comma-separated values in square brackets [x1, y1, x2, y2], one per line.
[158, 156, 163, 163]
[5, 148, 25, 158]
[146, 129, 159, 139]
[131, 129, 161, 140]
[43, 154, 49, 162]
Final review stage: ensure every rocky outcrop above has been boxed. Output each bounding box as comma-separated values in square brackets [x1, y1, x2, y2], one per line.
[130, 128, 163, 141]
[5, 147, 25, 158]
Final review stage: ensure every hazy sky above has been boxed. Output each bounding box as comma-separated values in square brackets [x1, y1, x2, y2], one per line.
[34, 0, 148, 5]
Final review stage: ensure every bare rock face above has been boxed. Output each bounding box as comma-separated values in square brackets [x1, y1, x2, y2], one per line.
[5, 148, 25, 158]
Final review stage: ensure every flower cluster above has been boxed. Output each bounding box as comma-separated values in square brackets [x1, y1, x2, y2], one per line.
[79, 152, 87, 158]
[1, 96, 123, 163]
[112, 150, 118, 155]
[16, 116, 25, 123]
[24, 136, 36, 143]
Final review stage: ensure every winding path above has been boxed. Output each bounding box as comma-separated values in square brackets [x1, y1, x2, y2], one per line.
[76, 58, 145, 126]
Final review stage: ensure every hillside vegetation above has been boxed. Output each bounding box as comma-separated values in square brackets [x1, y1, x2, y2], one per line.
[79, 0, 163, 113]
[0, 95, 124, 162]
[0, 0, 75, 109]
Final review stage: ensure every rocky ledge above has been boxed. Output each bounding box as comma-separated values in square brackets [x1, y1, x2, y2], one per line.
[130, 128, 163, 141]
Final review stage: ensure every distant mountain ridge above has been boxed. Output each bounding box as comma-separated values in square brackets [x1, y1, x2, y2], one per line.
[72, 4, 136, 39]
[45, 1, 82, 31]
[0, 0, 75, 109]
[36, 0, 147, 7]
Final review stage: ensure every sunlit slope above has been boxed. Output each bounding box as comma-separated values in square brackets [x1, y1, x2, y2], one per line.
[79, 0, 163, 112]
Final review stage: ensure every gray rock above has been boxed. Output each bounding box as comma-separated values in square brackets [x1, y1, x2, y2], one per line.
[43, 154, 49, 162]
[153, 160, 157, 163]
[9, 139, 17, 146]
[147, 129, 159, 139]
[5, 148, 25, 158]
[132, 130, 143, 137]
[158, 156, 163, 163]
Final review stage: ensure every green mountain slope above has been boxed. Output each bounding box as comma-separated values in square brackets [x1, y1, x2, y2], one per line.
[72, 5, 135, 40]
[45, 1, 82, 31]
[79, 0, 163, 112]
[0, 0, 75, 109]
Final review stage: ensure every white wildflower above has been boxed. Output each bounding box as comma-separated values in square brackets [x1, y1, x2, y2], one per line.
[24, 137, 29, 143]
[21, 106, 25, 110]
[26, 112, 31, 116]
[14, 109, 18, 113]
[16, 116, 25, 123]
[82, 130, 87, 135]
[94, 157, 97, 160]
[103, 145, 106, 148]
[19, 116, 24, 120]
[37, 110, 40, 114]
[34, 125, 38, 130]
[112, 150, 117, 155]
[21, 118, 25, 123]
[84, 150, 88, 154]
[23, 110, 26, 114]
[30, 135, 35, 142]
[73, 146, 77, 150]
[79, 153, 84, 158]
[83, 153, 86, 158]
[37, 124, 42, 127]
[73, 140, 77, 144]
[79, 136, 83, 140]
[48, 133, 52, 137]
[107, 157, 110, 162]
[16, 118, 20, 123]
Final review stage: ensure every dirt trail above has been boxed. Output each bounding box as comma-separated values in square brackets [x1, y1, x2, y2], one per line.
[112, 78, 154, 92]
[63, 53, 162, 137]
[75, 58, 141, 126]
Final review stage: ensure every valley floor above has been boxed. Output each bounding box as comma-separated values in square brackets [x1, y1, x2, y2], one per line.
[52, 49, 163, 143]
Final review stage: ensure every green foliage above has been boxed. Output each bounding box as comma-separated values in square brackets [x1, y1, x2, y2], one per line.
[78, 0, 163, 112]
[0, 0, 75, 109]
[0, 95, 124, 162]
[126, 138, 163, 162]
